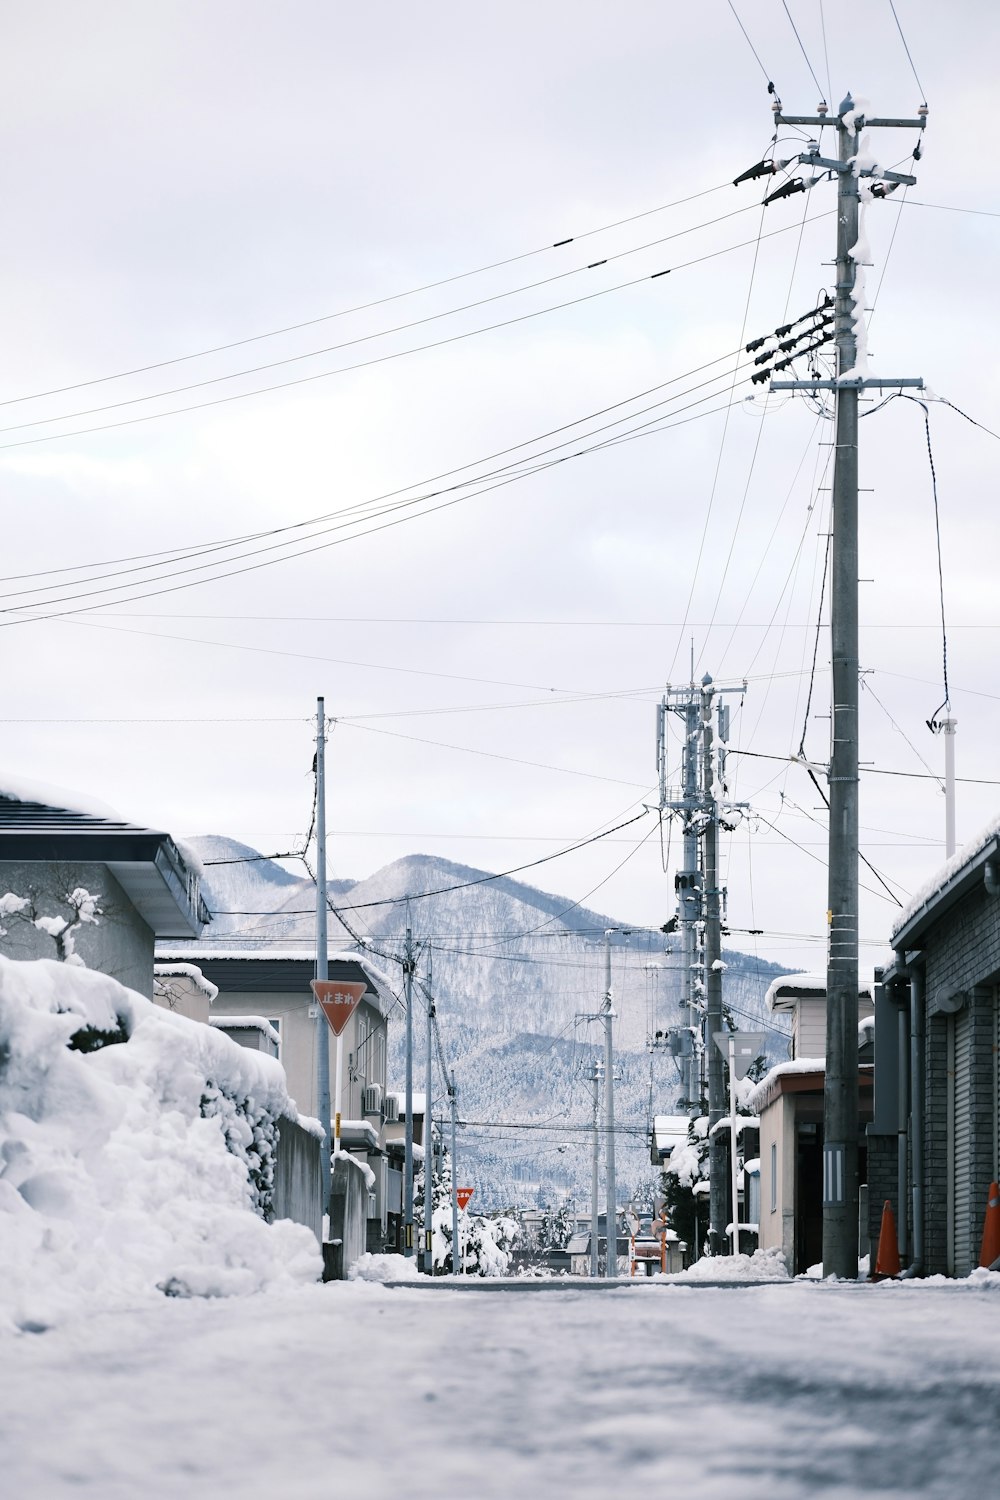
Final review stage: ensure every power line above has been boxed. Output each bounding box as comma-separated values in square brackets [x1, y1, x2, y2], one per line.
[0, 203, 768, 438]
[1, 383, 756, 626]
[0, 212, 832, 452]
[887, 0, 928, 103]
[780, 1, 825, 99]
[0, 181, 734, 409]
[733, 747, 1000, 786]
[725, 1, 775, 87]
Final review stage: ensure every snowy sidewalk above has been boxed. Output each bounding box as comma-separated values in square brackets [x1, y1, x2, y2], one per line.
[3, 1279, 997, 1499]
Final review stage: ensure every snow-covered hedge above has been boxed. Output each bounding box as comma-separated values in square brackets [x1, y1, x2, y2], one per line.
[0, 956, 321, 1330]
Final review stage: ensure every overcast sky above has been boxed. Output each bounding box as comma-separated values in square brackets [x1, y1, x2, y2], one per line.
[2, 2, 998, 974]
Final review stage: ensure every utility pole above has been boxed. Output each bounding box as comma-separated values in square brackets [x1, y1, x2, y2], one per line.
[658, 674, 745, 1253]
[449, 1069, 461, 1276]
[423, 946, 435, 1274]
[657, 681, 709, 1115]
[313, 697, 331, 1217]
[702, 675, 727, 1255]
[589, 1058, 602, 1277]
[602, 930, 619, 1279]
[403, 906, 415, 1258]
[769, 91, 926, 1278]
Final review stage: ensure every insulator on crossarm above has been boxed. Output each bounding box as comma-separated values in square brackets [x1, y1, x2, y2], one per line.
[745, 336, 767, 353]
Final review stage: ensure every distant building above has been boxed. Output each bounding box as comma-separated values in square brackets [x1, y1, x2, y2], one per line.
[751, 974, 874, 1274]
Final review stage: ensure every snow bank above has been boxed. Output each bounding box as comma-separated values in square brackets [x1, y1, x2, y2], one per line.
[657, 1247, 790, 1283]
[0, 956, 321, 1331]
[349, 1252, 422, 1283]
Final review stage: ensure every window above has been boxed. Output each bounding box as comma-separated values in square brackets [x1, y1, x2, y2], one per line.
[267, 1017, 281, 1060]
[770, 1142, 777, 1213]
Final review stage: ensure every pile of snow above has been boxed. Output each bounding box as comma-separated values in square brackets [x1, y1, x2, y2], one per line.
[0, 956, 321, 1331]
[657, 1247, 790, 1283]
[349, 1252, 422, 1283]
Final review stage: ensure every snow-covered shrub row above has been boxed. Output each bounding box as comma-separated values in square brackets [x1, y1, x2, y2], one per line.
[0, 956, 321, 1330]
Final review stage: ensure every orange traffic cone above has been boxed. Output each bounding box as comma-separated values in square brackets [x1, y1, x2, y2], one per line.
[873, 1199, 901, 1279]
[978, 1182, 1000, 1270]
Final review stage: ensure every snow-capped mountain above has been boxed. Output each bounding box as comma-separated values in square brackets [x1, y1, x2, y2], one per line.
[187, 837, 791, 1209]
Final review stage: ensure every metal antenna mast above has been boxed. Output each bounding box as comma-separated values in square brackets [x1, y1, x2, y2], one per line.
[769, 90, 926, 1278]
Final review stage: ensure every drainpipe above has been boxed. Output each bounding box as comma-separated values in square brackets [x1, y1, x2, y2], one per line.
[900, 964, 925, 1277]
[896, 981, 910, 1262]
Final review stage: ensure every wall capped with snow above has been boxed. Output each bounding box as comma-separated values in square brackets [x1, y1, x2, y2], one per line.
[0, 956, 321, 1331]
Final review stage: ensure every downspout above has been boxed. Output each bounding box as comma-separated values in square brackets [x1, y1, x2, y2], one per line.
[900, 963, 925, 1277]
[895, 976, 910, 1262]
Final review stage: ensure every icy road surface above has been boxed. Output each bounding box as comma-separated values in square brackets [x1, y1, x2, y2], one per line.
[3, 1279, 997, 1499]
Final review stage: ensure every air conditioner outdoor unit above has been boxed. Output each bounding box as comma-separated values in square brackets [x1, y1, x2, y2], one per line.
[383, 1094, 399, 1123]
[363, 1083, 383, 1116]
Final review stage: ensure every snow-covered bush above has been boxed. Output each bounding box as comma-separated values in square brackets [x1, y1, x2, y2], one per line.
[414, 1152, 520, 1276]
[0, 955, 321, 1330]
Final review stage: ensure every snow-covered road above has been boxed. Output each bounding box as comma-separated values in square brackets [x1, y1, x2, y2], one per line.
[3, 1279, 996, 1499]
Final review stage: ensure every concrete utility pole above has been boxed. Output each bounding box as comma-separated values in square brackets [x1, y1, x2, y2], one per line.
[770, 91, 926, 1278]
[602, 930, 619, 1279]
[589, 1059, 602, 1277]
[702, 675, 727, 1255]
[403, 907, 415, 1257]
[449, 1069, 461, 1275]
[423, 946, 435, 1274]
[313, 697, 331, 1216]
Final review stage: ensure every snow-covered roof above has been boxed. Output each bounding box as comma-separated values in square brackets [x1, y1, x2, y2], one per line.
[890, 813, 1000, 950]
[210, 1016, 281, 1047]
[387, 1091, 426, 1118]
[652, 1114, 689, 1156]
[0, 789, 209, 937]
[764, 971, 874, 1013]
[154, 963, 218, 1001]
[746, 1058, 826, 1112]
[0, 774, 120, 820]
[156, 947, 398, 1019]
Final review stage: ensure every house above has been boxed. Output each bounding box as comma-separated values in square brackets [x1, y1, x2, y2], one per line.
[650, 1113, 690, 1167]
[155, 945, 397, 1262]
[751, 974, 874, 1274]
[0, 784, 208, 994]
[868, 815, 1000, 1277]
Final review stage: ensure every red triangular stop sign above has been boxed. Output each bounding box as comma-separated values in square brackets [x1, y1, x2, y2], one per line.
[311, 979, 367, 1036]
[456, 1187, 474, 1210]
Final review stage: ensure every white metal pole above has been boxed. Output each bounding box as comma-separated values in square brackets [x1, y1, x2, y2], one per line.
[334, 1033, 344, 1156]
[943, 718, 957, 858]
[728, 1035, 740, 1256]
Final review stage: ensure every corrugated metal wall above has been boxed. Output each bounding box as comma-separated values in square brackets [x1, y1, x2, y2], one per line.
[952, 1007, 974, 1276]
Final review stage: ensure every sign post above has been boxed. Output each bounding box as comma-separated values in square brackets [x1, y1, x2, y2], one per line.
[312, 980, 367, 1154]
[714, 1030, 766, 1255]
